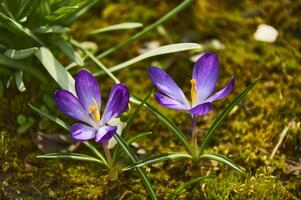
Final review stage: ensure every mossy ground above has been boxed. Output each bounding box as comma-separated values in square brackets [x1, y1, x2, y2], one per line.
[1, 0, 301, 199]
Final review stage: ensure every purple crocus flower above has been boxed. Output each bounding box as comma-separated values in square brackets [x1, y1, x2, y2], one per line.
[148, 52, 234, 118]
[54, 70, 130, 143]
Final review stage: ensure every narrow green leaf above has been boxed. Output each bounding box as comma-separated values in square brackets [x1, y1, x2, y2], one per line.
[130, 95, 193, 155]
[199, 77, 261, 154]
[96, 0, 194, 59]
[28, 103, 70, 130]
[127, 132, 152, 145]
[124, 92, 151, 136]
[89, 22, 143, 35]
[34, 25, 70, 33]
[70, 39, 119, 83]
[37, 153, 107, 167]
[4, 47, 38, 60]
[15, 70, 26, 92]
[94, 43, 201, 76]
[199, 153, 245, 172]
[16, 0, 32, 18]
[56, 39, 83, 66]
[0, 12, 44, 45]
[169, 176, 212, 199]
[66, 0, 99, 24]
[35, 47, 75, 94]
[124, 152, 192, 170]
[114, 134, 157, 200]
[46, 6, 79, 21]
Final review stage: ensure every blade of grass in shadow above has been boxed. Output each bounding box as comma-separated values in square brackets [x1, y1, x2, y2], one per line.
[114, 134, 157, 200]
[28, 104, 107, 164]
[199, 153, 245, 172]
[96, 0, 194, 59]
[131, 94, 193, 155]
[199, 77, 261, 154]
[169, 176, 213, 199]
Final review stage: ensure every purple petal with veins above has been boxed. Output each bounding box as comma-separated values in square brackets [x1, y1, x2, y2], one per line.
[101, 83, 130, 124]
[155, 92, 190, 110]
[206, 77, 235, 102]
[95, 125, 117, 143]
[71, 123, 96, 141]
[189, 102, 212, 118]
[54, 89, 93, 124]
[148, 67, 190, 109]
[192, 53, 219, 103]
[75, 70, 101, 113]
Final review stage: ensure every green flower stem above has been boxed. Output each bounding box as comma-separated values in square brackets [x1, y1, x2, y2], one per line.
[96, 0, 195, 59]
[191, 117, 199, 161]
[102, 143, 118, 180]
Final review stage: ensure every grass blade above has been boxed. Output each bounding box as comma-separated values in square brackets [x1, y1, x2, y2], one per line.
[169, 176, 212, 199]
[199, 153, 245, 172]
[0, 12, 44, 45]
[37, 153, 107, 167]
[114, 134, 157, 200]
[94, 43, 200, 76]
[199, 77, 261, 154]
[127, 132, 152, 145]
[131, 94, 193, 155]
[96, 0, 194, 59]
[70, 39, 120, 83]
[56, 39, 84, 66]
[66, 0, 99, 24]
[89, 22, 143, 35]
[124, 152, 192, 170]
[29, 103, 70, 130]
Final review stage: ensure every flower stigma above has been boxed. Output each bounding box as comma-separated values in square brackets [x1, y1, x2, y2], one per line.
[190, 79, 198, 106]
[88, 98, 100, 122]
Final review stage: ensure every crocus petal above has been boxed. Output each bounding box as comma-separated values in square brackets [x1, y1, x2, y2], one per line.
[206, 77, 235, 102]
[192, 53, 219, 102]
[101, 83, 130, 124]
[155, 92, 189, 110]
[75, 70, 101, 112]
[107, 118, 126, 149]
[189, 102, 212, 117]
[148, 67, 190, 109]
[71, 123, 96, 141]
[54, 89, 93, 124]
[95, 125, 117, 143]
